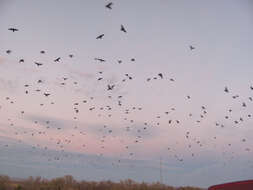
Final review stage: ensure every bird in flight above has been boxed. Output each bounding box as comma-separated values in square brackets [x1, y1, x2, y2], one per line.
[8, 28, 18, 32]
[121, 25, 127, 33]
[19, 59, 24, 63]
[35, 62, 43, 66]
[6, 50, 11, 54]
[94, 58, 106, 62]
[54, 57, 61, 62]
[96, 34, 105, 39]
[44, 93, 50, 97]
[189, 45, 195, 50]
[158, 73, 163, 79]
[224, 86, 229, 93]
[105, 2, 113, 9]
[107, 84, 115, 90]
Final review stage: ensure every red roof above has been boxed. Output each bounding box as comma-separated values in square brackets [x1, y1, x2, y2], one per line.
[208, 180, 253, 190]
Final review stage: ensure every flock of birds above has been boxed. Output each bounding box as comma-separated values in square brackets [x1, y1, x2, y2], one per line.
[1, 2, 252, 171]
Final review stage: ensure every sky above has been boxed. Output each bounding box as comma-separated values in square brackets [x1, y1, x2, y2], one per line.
[0, 0, 253, 188]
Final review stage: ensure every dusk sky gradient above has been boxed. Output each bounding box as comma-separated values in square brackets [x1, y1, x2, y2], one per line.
[0, 0, 253, 188]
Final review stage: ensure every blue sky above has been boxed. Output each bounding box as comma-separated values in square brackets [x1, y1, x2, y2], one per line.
[0, 0, 253, 188]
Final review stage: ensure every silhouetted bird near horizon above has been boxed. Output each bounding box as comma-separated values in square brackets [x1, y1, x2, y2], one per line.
[224, 86, 229, 93]
[95, 58, 106, 62]
[6, 50, 11, 54]
[189, 45, 195, 50]
[121, 25, 127, 33]
[107, 84, 115, 90]
[44, 93, 50, 97]
[8, 28, 18, 32]
[96, 34, 104, 39]
[105, 2, 113, 9]
[69, 54, 74, 58]
[35, 62, 43, 66]
[158, 73, 163, 79]
[54, 57, 61, 62]
[19, 59, 24, 63]
[232, 95, 239, 99]
[40, 50, 45, 54]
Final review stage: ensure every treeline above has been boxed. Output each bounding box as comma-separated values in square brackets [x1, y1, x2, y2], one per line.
[0, 175, 204, 190]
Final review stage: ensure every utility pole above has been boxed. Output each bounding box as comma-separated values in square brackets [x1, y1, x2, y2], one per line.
[160, 157, 163, 184]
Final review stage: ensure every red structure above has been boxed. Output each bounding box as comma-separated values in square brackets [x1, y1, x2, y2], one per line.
[208, 180, 253, 190]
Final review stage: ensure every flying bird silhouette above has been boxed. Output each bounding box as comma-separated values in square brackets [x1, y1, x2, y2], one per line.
[107, 84, 115, 90]
[158, 73, 163, 79]
[54, 57, 61, 62]
[94, 58, 106, 62]
[96, 34, 105, 39]
[6, 50, 11, 54]
[8, 28, 18, 32]
[105, 2, 113, 9]
[189, 45, 195, 50]
[44, 93, 50, 97]
[35, 62, 43, 66]
[120, 25, 127, 33]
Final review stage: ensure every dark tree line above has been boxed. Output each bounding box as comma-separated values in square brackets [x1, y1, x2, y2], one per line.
[0, 175, 203, 190]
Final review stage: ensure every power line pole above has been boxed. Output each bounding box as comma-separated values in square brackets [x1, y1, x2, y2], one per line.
[160, 157, 163, 184]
